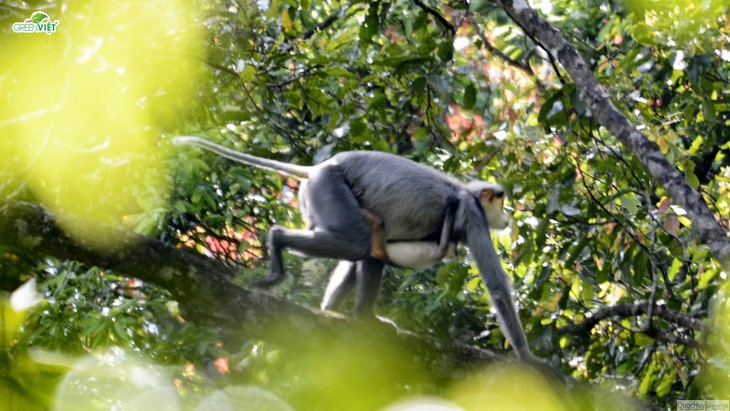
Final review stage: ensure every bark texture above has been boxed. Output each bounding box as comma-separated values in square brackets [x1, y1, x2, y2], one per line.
[496, 0, 730, 268]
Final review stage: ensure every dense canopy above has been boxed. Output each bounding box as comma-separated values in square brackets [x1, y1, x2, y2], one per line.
[0, 0, 728, 410]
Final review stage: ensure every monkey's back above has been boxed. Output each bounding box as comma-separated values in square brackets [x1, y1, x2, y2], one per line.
[331, 151, 460, 241]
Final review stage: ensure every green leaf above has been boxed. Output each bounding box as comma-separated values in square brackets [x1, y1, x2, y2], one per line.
[597, 17, 614, 41]
[436, 264, 451, 287]
[325, 67, 354, 78]
[266, 0, 281, 19]
[656, 369, 677, 398]
[537, 89, 561, 129]
[240, 65, 257, 82]
[113, 321, 132, 343]
[463, 84, 477, 109]
[437, 40, 454, 62]
[372, 139, 390, 151]
[411, 77, 427, 95]
[413, 11, 428, 32]
[534, 218, 549, 251]
[359, 0, 380, 47]
[30, 12, 50, 23]
[350, 119, 367, 137]
[639, 360, 657, 397]
[220, 110, 251, 123]
[618, 194, 638, 215]
[632, 251, 649, 286]
[687, 136, 703, 155]
[282, 7, 294, 33]
[564, 235, 590, 269]
[470, 0, 495, 13]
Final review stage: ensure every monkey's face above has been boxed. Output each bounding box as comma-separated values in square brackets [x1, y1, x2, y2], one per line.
[480, 188, 510, 230]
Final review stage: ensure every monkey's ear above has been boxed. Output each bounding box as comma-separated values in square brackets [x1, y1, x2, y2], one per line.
[481, 188, 504, 202]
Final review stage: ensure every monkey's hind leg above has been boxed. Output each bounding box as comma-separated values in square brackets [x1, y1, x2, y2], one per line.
[254, 164, 372, 288]
[321, 260, 357, 311]
[354, 258, 385, 316]
[321, 258, 385, 316]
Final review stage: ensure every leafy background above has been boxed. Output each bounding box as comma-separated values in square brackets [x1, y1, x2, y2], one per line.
[0, 0, 728, 409]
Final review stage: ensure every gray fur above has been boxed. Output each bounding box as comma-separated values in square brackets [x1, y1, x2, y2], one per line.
[173, 136, 311, 177]
[174, 136, 535, 360]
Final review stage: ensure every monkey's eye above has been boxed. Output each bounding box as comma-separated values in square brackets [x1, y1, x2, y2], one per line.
[494, 191, 504, 198]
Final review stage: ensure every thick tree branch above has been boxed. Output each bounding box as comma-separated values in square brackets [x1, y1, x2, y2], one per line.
[0, 203, 674, 409]
[0, 203, 323, 342]
[0, 201, 495, 367]
[558, 301, 708, 346]
[495, 0, 730, 268]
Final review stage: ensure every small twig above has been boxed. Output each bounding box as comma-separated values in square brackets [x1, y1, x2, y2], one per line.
[268, 65, 324, 88]
[301, 5, 347, 40]
[205, 59, 241, 78]
[643, 258, 659, 332]
[599, 133, 681, 300]
[468, 17, 545, 92]
[545, 48, 565, 85]
[492, 0, 565, 85]
[425, 83, 450, 148]
[412, 0, 456, 34]
[576, 162, 657, 275]
[633, 341, 659, 377]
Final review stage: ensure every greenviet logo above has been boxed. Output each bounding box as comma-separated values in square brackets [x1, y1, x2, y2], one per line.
[12, 11, 60, 34]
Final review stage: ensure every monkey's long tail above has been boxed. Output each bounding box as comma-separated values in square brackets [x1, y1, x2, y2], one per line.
[172, 136, 311, 178]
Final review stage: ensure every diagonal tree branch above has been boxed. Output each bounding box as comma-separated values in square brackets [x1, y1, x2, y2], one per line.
[0, 205, 671, 410]
[0, 202, 323, 344]
[0, 201, 496, 366]
[494, 0, 730, 268]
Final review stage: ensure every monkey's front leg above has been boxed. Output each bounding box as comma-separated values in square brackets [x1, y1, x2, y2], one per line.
[433, 194, 458, 260]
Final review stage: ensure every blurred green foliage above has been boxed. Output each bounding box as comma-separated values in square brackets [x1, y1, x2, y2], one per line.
[0, 0, 205, 248]
[1, 0, 728, 409]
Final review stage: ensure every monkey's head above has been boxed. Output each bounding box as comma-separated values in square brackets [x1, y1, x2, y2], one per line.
[468, 182, 511, 230]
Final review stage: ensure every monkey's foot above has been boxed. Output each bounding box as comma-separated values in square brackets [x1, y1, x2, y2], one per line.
[252, 271, 285, 288]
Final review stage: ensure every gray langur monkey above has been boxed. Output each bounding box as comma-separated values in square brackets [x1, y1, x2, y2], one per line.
[322, 187, 510, 311]
[173, 136, 536, 361]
